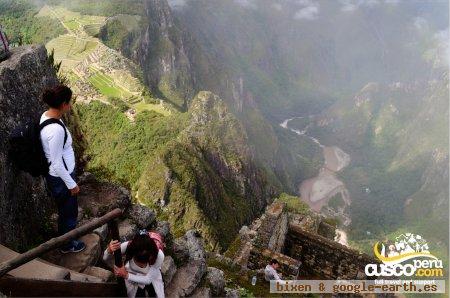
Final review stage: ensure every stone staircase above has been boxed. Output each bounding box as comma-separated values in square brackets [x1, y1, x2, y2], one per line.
[0, 244, 102, 282]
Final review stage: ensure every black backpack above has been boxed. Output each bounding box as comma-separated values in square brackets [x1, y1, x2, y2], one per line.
[9, 117, 68, 177]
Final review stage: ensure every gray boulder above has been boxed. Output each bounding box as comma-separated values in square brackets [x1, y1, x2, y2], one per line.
[155, 221, 171, 239]
[161, 256, 177, 286]
[206, 267, 225, 296]
[93, 223, 109, 246]
[172, 230, 205, 265]
[166, 260, 206, 297]
[127, 204, 156, 229]
[118, 219, 138, 242]
[189, 287, 211, 298]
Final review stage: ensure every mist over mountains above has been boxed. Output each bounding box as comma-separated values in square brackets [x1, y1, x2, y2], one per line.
[1, 0, 448, 260]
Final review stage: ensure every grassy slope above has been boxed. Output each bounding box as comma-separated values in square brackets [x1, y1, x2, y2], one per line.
[77, 92, 271, 251]
[0, 0, 66, 45]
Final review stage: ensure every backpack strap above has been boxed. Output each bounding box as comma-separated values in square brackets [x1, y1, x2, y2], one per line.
[39, 118, 69, 171]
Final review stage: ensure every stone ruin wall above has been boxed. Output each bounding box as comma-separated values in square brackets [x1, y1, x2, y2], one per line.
[237, 201, 379, 280]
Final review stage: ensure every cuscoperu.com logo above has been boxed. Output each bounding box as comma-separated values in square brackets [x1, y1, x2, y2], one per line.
[365, 233, 444, 277]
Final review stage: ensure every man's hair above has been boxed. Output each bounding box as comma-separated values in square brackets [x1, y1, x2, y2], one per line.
[270, 259, 279, 265]
[42, 84, 72, 109]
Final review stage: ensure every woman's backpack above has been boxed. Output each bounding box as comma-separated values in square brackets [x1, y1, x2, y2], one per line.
[0, 24, 10, 62]
[149, 231, 165, 251]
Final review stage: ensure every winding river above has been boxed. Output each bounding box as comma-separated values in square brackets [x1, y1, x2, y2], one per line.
[280, 117, 351, 246]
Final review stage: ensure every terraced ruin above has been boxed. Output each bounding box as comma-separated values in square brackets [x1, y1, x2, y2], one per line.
[39, 5, 171, 117]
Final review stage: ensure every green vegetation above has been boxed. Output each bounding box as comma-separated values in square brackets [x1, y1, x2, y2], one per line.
[76, 92, 269, 251]
[206, 257, 271, 297]
[88, 70, 132, 98]
[328, 193, 345, 211]
[312, 80, 448, 249]
[76, 101, 184, 187]
[46, 0, 144, 17]
[276, 193, 309, 215]
[99, 15, 141, 50]
[0, 0, 66, 45]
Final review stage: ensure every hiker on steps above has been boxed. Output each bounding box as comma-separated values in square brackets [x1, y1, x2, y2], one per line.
[104, 230, 165, 298]
[40, 85, 85, 254]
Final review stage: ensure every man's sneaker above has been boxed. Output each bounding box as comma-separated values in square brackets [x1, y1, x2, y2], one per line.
[60, 240, 86, 254]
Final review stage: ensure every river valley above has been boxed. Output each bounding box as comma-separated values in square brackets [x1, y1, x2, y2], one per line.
[280, 117, 351, 246]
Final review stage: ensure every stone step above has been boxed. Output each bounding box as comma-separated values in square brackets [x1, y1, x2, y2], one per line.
[0, 244, 69, 280]
[0, 244, 102, 282]
[41, 234, 101, 273]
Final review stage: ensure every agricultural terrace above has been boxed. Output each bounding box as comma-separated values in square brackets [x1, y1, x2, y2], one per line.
[38, 5, 171, 116]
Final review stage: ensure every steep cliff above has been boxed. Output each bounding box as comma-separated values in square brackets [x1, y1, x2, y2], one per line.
[0, 45, 58, 250]
[136, 92, 275, 250]
[100, 0, 196, 110]
[75, 89, 275, 251]
[99, 0, 312, 194]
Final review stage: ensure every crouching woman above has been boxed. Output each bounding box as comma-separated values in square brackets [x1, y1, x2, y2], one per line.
[103, 231, 165, 298]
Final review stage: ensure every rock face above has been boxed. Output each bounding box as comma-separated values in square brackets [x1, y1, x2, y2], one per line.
[0, 45, 58, 250]
[127, 203, 156, 229]
[161, 256, 177, 286]
[166, 230, 207, 297]
[77, 177, 131, 217]
[138, 92, 274, 251]
[118, 219, 138, 242]
[205, 267, 225, 296]
[166, 259, 206, 297]
[110, 0, 195, 110]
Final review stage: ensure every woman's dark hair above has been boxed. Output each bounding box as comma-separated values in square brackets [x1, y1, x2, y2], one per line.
[42, 84, 72, 108]
[125, 233, 158, 265]
[270, 259, 279, 265]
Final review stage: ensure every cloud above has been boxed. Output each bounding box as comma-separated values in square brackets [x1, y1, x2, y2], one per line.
[340, 0, 358, 12]
[234, 0, 257, 9]
[167, 0, 187, 9]
[339, 0, 398, 13]
[294, 0, 320, 20]
[272, 3, 283, 11]
[433, 29, 450, 67]
[362, 0, 380, 7]
[413, 17, 428, 30]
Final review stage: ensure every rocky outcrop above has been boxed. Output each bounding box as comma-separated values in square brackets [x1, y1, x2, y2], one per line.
[166, 230, 207, 297]
[205, 267, 225, 296]
[0, 45, 58, 251]
[77, 174, 131, 217]
[118, 219, 139, 242]
[107, 0, 195, 110]
[126, 203, 156, 229]
[161, 256, 176, 286]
